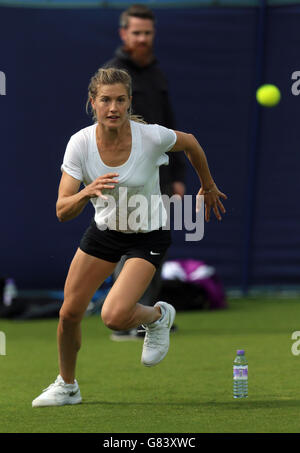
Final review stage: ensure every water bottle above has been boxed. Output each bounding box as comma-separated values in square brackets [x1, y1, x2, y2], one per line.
[233, 349, 248, 398]
[3, 278, 18, 306]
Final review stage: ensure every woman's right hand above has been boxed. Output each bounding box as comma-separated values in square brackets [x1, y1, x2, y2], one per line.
[84, 173, 119, 200]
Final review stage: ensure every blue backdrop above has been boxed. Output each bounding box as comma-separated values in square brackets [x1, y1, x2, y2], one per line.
[0, 5, 299, 290]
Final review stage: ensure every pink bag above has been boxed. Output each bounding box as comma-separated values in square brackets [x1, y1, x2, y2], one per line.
[161, 259, 227, 310]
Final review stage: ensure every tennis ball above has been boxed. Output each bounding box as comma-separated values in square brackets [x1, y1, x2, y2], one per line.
[256, 84, 281, 107]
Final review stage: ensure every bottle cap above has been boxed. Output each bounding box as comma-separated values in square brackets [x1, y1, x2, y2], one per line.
[237, 350, 245, 355]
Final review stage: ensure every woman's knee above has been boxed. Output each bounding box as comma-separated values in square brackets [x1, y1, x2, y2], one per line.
[59, 304, 84, 325]
[101, 305, 131, 331]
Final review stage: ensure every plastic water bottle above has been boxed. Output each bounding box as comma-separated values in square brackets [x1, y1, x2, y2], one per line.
[3, 278, 18, 306]
[233, 349, 248, 398]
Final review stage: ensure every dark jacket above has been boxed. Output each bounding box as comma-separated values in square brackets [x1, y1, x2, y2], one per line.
[103, 47, 185, 194]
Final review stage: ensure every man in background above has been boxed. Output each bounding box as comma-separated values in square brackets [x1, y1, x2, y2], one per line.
[103, 4, 185, 340]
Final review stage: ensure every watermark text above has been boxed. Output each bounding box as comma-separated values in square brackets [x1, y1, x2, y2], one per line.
[291, 71, 300, 96]
[95, 189, 204, 241]
[0, 331, 6, 355]
[0, 71, 6, 95]
[291, 331, 300, 356]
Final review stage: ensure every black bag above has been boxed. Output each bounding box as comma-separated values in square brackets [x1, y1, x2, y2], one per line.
[0, 297, 62, 320]
[158, 279, 210, 311]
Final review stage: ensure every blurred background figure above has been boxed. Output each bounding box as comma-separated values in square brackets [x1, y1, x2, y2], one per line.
[103, 4, 186, 341]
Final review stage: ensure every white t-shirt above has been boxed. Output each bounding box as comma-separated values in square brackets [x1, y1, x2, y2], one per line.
[61, 120, 177, 232]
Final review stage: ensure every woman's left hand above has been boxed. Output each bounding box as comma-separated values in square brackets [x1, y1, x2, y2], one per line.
[197, 183, 227, 222]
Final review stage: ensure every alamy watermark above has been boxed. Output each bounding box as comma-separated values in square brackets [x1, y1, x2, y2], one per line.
[0, 331, 6, 355]
[291, 71, 300, 96]
[0, 71, 6, 95]
[291, 331, 300, 356]
[96, 189, 204, 241]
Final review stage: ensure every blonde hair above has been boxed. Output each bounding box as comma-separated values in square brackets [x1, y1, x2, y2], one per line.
[86, 67, 146, 124]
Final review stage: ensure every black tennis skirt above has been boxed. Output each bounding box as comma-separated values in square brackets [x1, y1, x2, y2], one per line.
[79, 220, 172, 269]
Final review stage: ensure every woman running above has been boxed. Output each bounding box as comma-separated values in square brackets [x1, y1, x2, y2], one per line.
[32, 68, 227, 407]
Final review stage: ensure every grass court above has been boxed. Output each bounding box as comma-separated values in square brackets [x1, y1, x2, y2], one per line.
[1, 296, 300, 433]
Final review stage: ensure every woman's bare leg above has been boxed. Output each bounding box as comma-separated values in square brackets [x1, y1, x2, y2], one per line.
[101, 258, 162, 331]
[101, 257, 175, 368]
[58, 248, 116, 383]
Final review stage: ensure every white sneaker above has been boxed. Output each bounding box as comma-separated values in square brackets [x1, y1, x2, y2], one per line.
[141, 301, 176, 367]
[32, 375, 82, 407]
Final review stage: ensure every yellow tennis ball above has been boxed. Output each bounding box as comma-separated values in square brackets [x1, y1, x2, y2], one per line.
[256, 84, 281, 107]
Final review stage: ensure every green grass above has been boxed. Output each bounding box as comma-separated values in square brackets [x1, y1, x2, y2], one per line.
[1, 297, 300, 433]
